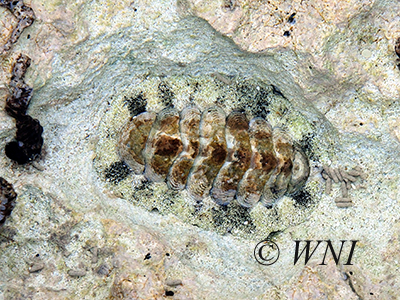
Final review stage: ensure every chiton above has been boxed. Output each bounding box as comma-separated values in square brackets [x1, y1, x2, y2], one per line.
[118, 106, 310, 209]
[94, 75, 333, 239]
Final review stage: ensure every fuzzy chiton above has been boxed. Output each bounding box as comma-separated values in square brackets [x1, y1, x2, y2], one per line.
[94, 75, 332, 239]
[118, 106, 310, 209]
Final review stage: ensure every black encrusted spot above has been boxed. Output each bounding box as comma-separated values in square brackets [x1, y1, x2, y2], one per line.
[291, 189, 313, 207]
[271, 85, 286, 98]
[283, 31, 291, 37]
[252, 86, 273, 119]
[158, 82, 174, 108]
[5, 141, 29, 164]
[104, 161, 131, 184]
[212, 203, 256, 234]
[134, 180, 151, 191]
[124, 93, 147, 117]
[161, 189, 179, 206]
[132, 180, 154, 201]
[298, 132, 317, 161]
[287, 13, 296, 24]
[236, 82, 271, 119]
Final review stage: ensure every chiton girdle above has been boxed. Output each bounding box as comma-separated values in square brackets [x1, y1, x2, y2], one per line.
[94, 75, 326, 238]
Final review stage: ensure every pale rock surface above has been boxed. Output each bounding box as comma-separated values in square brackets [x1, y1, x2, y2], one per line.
[0, 0, 399, 299]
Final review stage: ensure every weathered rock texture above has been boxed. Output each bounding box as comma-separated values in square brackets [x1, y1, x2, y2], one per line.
[0, 0, 400, 299]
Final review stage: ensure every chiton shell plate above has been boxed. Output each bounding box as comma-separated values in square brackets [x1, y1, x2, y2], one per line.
[94, 75, 335, 240]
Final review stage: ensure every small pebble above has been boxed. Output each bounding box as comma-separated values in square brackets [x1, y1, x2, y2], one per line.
[325, 177, 332, 195]
[358, 171, 367, 180]
[342, 172, 357, 182]
[340, 181, 348, 198]
[166, 279, 182, 287]
[338, 167, 347, 181]
[329, 168, 339, 183]
[347, 169, 361, 177]
[335, 197, 351, 203]
[346, 180, 352, 190]
[68, 269, 86, 277]
[334, 168, 343, 182]
[322, 164, 330, 175]
[32, 161, 45, 171]
[211, 73, 232, 85]
[354, 166, 362, 171]
[335, 201, 353, 208]
[96, 264, 110, 276]
[361, 49, 372, 59]
[91, 247, 98, 264]
[355, 183, 367, 189]
[29, 262, 44, 273]
[324, 165, 338, 183]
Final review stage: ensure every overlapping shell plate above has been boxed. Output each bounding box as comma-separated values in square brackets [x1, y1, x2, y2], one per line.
[94, 75, 334, 240]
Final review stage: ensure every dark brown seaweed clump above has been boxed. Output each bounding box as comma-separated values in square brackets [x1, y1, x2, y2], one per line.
[0, 0, 35, 53]
[4, 54, 44, 164]
[0, 177, 17, 226]
[5, 115, 44, 164]
[5, 54, 32, 118]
